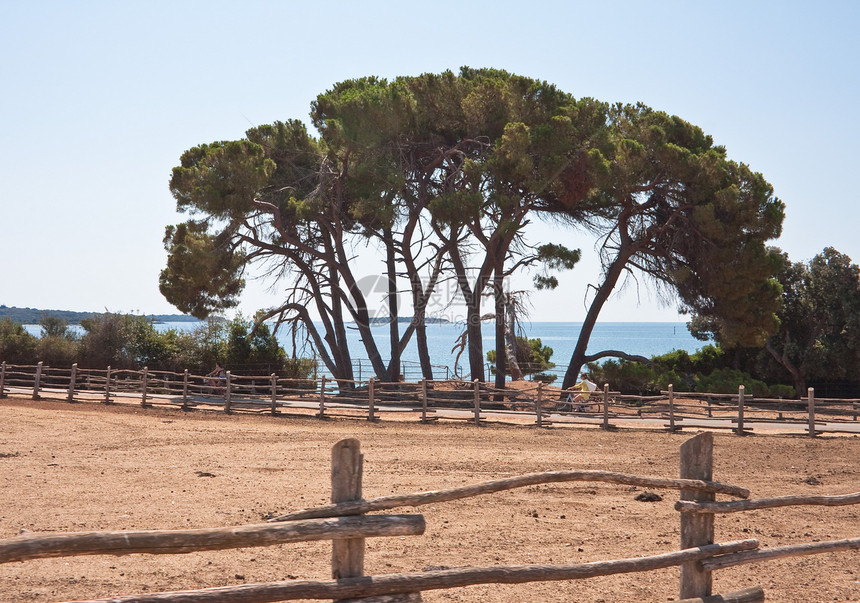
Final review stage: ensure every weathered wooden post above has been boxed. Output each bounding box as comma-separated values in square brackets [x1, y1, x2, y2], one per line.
[735, 385, 746, 436]
[0, 362, 7, 398]
[473, 379, 481, 426]
[318, 375, 327, 418]
[181, 369, 189, 409]
[270, 373, 278, 415]
[420, 378, 428, 423]
[807, 387, 816, 437]
[706, 395, 713, 418]
[67, 363, 77, 403]
[535, 381, 543, 428]
[104, 366, 112, 403]
[32, 361, 43, 400]
[667, 383, 676, 431]
[679, 432, 715, 599]
[601, 383, 611, 430]
[224, 371, 232, 413]
[368, 377, 376, 422]
[140, 367, 149, 407]
[329, 439, 422, 602]
[331, 439, 364, 580]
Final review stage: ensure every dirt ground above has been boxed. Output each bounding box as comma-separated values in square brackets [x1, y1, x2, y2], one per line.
[1, 396, 858, 603]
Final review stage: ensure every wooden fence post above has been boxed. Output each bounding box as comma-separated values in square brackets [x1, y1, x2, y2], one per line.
[331, 439, 364, 580]
[141, 367, 149, 407]
[181, 369, 189, 409]
[318, 376, 327, 418]
[270, 373, 278, 415]
[0, 362, 7, 398]
[536, 382, 543, 428]
[104, 366, 112, 404]
[807, 387, 816, 437]
[33, 361, 43, 400]
[601, 383, 611, 430]
[473, 379, 481, 426]
[679, 432, 715, 599]
[420, 378, 428, 423]
[368, 377, 376, 422]
[224, 371, 232, 414]
[667, 383, 676, 431]
[67, 363, 77, 403]
[735, 385, 745, 436]
[329, 439, 422, 602]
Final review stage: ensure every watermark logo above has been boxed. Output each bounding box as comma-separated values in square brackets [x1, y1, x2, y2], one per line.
[353, 272, 513, 326]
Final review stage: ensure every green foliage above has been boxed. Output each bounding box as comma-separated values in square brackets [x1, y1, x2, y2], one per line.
[0, 318, 38, 364]
[534, 244, 581, 290]
[603, 106, 785, 349]
[0, 313, 310, 379]
[758, 247, 860, 395]
[695, 368, 772, 397]
[170, 140, 275, 218]
[487, 336, 555, 380]
[159, 221, 246, 319]
[586, 358, 673, 395]
[39, 315, 75, 339]
[224, 316, 286, 373]
[78, 313, 159, 369]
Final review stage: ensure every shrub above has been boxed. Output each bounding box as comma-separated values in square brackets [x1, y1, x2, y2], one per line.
[487, 336, 555, 378]
[695, 368, 771, 397]
[0, 318, 38, 364]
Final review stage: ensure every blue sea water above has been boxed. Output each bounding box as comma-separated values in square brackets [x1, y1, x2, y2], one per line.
[338, 321, 710, 379]
[23, 321, 710, 379]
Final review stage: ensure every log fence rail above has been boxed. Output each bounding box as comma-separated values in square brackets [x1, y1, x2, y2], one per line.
[1, 362, 859, 436]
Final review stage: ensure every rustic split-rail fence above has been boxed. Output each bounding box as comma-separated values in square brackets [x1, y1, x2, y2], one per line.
[1, 433, 858, 602]
[2, 361, 859, 436]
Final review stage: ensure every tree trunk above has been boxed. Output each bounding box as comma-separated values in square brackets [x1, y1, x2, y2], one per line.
[764, 339, 805, 398]
[504, 293, 524, 381]
[562, 253, 630, 390]
[325, 266, 355, 384]
[493, 267, 507, 393]
[415, 322, 433, 380]
[466, 300, 486, 383]
[384, 228, 401, 382]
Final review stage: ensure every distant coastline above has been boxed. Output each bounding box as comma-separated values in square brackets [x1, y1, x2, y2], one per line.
[0, 305, 196, 325]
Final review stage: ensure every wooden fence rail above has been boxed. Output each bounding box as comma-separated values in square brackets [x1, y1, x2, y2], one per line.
[2, 362, 860, 435]
[2, 434, 858, 602]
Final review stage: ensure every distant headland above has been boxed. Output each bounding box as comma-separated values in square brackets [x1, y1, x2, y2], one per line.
[0, 305, 196, 325]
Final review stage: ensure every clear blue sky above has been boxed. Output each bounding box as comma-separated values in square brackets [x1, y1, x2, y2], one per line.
[2, 1, 858, 322]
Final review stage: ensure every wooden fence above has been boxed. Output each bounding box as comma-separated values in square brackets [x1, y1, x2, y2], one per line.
[2, 433, 858, 602]
[1, 361, 859, 435]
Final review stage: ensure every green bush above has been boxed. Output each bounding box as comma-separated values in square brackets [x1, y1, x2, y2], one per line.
[587, 359, 658, 394]
[695, 368, 771, 396]
[0, 313, 312, 379]
[487, 336, 555, 378]
[0, 318, 38, 364]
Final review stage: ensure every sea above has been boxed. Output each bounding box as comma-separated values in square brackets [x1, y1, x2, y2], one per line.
[23, 321, 710, 380]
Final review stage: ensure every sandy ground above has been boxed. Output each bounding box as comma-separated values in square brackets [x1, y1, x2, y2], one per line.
[1, 395, 859, 603]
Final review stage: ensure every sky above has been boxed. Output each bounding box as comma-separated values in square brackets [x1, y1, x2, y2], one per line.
[1, 0, 858, 323]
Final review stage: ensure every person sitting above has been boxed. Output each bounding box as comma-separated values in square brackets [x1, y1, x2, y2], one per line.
[566, 372, 597, 411]
[205, 362, 226, 394]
